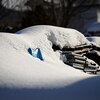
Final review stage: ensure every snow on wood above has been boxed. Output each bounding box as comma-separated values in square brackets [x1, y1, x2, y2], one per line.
[0, 25, 100, 100]
[62, 52, 99, 73]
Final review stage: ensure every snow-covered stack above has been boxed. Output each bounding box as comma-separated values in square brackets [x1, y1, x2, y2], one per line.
[0, 25, 100, 100]
[17, 25, 90, 48]
[0, 25, 91, 88]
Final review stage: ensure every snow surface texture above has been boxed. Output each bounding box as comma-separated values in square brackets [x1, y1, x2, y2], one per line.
[17, 25, 90, 49]
[0, 25, 100, 100]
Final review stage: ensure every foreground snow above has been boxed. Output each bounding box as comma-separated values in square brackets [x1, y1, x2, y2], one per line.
[0, 25, 100, 100]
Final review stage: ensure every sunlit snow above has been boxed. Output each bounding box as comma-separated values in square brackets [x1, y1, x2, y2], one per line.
[0, 25, 100, 100]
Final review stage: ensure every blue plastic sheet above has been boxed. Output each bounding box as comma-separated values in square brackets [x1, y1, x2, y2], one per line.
[28, 48, 44, 61]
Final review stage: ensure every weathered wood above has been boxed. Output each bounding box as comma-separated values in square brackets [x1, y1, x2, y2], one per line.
[63, 52, 83, 57]
[62, 43, 100, 56]
[73, 48, 92, 54]
[72, 59, 86, 64]
[75, 44, 92, 48]
[72, 63, 84, 69]
[88, 65, 99, 68]
[62, 44, 93, 54]
[84, 68, 97, 72]
[74, 56, 86, 61]
[62, 51, 99, 74]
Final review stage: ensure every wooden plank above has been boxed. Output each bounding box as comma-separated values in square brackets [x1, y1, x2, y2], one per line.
[73, 66, 84, 70]
[97, 69, 100, 72]
[74, 56, 86, 61]
[75, 44, 92, 48]
[62, 51, 99, 74]
[72, 63, 84, 69]
[72, 53, 83, 56]
[73, 48, 92, 54]
[62, 51, 82, 55]
[87, 65, 99, 68]
[84, 68, 97, 72]
[72, 59, 86, 64]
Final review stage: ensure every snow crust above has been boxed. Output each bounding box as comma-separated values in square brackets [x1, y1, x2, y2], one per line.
[0, 25, 100, 100]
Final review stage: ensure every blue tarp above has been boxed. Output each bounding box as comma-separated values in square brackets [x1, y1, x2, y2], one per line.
[28, 48, 44, 61]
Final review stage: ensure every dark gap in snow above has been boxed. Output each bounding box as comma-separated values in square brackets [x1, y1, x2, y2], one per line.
[47, 32, 62, 51]
[52, 44, 61, 51]
[52, 44, 74, 51]
[62, 47, 75, 51]
[85, 52, 100, 66]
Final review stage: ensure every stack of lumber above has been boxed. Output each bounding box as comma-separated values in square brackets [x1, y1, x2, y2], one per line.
[62, 52, 99, 74]
[62, 44, 100, 54]
[62, 44, 93, 54]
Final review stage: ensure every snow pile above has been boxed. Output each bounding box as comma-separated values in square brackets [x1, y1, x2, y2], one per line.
[87, 36, 100, 47]
[0, 25, 100, 100]
[0, 25, 91, 88]
[17, 25, 90, 49]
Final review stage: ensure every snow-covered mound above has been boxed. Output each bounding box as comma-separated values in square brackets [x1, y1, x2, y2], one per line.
[17, 25, 90, 49]
[0, 25, 100, 100]
[0, 25, 89, 88]
[87, 36, 100, 47]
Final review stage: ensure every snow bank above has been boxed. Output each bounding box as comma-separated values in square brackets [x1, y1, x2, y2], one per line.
[0, 25, 90, 88]
[17, 25, 90, 49]
[0, 25, 100, 100]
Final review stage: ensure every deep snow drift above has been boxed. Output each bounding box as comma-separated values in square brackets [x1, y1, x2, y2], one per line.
[0, 25, 100, 100]
[17, 25, 90, 49]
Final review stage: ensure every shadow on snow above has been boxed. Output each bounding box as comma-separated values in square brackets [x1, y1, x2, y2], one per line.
[0, 76, 100, 100]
